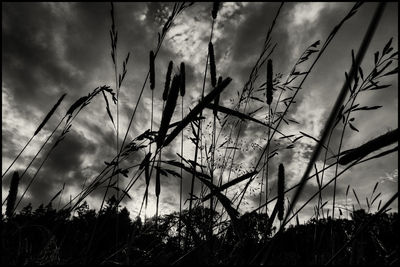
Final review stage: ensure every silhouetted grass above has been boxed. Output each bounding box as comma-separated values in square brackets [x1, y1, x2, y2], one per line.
[2, 2, 398, 266]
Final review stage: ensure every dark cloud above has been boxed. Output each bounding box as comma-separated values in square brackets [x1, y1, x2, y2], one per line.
[43, 130, 97, 175]
[3, 4, 84, 107]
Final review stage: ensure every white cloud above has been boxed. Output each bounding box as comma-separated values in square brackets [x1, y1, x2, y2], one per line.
[291, 3, 328, 26]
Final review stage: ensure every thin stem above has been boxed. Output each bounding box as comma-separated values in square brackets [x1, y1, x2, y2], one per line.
[178, 96, 184, 248]
[2, 135, 35, 179]
[2, 116, 65, 206]
[186, 17, 215, 249]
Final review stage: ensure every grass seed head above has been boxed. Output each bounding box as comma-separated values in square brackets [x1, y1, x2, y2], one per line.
[163, 61, 173, 101]
[209, 42, 217, 87]
[150, 50, 155, 90]
[212, 2, 220, 20]
[6, 171, 20, 218]
[180, 62, 186, 97]
[34, 93, 67, 136]
[157, 74, 181, 148]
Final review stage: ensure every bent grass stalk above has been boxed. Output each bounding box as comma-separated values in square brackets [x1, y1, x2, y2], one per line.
[2, 93, 66, 179]
[283, 2, 385, 228]
[2, 115, 66, 206]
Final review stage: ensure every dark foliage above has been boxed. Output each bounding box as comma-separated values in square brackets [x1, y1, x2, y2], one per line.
[1, 201, 398, 265]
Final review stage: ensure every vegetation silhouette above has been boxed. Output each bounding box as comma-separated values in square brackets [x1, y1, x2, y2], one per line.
[2, 2, 398, 265]
[1, 200, 398, 265]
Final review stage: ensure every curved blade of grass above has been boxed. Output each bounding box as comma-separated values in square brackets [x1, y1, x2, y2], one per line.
[205, 103, 289, 139]
[338, 128, 398, 165]
[202, 171, 258, 201]
[282, 2, 385, 227]
[163, 77, 232, 147]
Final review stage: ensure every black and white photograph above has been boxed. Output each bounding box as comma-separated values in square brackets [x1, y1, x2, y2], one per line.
[2, 2, 398, 265]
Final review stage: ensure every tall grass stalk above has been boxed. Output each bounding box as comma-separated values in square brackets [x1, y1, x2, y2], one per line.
[209, 46, 219, 241]
[186, 3, 216, 249]
[13, 86, 113, 213]
[222, 3, 284, 210]
[178, 62, 185, 247]
[283, 2, 385, 228]
[2, 115, 66, 206]
[264, 59, 273, 215]
[2, 93, 66, 180]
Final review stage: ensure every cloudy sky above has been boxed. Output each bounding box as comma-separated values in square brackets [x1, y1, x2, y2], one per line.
[2, 2, 398, 223]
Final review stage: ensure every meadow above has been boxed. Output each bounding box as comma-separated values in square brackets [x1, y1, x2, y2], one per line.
[2, 2, 398, 265]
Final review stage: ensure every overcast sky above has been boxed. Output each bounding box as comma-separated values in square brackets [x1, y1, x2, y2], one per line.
[2, 2, 398, 223]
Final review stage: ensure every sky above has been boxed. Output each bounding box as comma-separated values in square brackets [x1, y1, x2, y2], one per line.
[2, 2, 398, 224]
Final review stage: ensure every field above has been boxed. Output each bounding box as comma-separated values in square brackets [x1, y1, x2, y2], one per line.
[2, 2, 398, 265]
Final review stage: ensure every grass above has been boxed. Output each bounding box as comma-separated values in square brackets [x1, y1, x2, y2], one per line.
[2, 1, 398, 266]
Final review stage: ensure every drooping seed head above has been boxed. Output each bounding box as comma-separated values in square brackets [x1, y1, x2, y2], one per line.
[66, 96, 89, 118]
